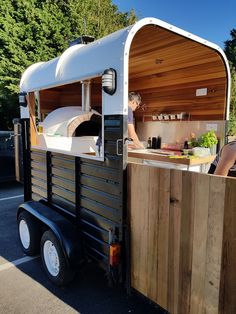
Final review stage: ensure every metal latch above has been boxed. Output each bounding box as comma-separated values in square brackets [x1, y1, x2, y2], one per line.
[116, 139, 123, 156]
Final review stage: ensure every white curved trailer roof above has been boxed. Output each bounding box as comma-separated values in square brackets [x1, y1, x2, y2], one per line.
[20, 17, 231, 117]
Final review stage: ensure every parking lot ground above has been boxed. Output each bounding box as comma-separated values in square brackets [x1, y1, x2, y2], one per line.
[0, 182, 166, 314]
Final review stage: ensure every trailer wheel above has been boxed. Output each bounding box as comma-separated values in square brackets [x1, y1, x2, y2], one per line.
[18, 211, 41, 256]
[40, 230, 74, 286]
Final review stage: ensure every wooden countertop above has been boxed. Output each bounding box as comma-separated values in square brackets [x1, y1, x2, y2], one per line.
[128, 149, 216, 166]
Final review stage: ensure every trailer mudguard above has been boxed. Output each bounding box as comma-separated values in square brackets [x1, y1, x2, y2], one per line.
[17, 200, 81, 268]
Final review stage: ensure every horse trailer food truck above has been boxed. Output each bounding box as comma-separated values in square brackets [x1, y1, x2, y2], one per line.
[16, 17, 234, 312]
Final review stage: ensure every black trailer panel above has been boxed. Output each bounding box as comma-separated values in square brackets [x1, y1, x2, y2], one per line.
[28, 115, 125, 273]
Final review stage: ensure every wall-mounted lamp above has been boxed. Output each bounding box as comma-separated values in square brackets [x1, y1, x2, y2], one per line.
[102, 68, 116, 95]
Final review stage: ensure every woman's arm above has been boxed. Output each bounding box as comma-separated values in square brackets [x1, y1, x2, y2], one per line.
[214, 145, 236, 176]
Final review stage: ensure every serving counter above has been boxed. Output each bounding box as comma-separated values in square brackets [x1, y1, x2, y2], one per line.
[128, 149, 215, 172]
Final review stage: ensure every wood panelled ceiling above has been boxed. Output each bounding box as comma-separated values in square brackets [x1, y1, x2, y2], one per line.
[129, 25, 228, 121]
[39, 77, 102, 116]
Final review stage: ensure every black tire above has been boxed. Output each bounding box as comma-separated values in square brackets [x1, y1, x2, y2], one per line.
[17, 211, 41, 256]
[40, 230, 75, 286]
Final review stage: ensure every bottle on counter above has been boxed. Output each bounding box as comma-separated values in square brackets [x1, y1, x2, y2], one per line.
[156, 136, 162, 149]
[152, 137, 157, 149]
[147, 137, 152, 149]
[184, 139, 189, 149]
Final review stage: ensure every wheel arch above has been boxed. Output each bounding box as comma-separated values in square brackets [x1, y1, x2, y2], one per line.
[17, 201, 81, 268]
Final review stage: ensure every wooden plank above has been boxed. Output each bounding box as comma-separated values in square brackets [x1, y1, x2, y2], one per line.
[167, 169, 182, 313]
[146, 167, 160, 301]
[202, 175, 226, 314]
[178, 171, 195, 313]
[156, 168, 170, 309]
[219, 178, 236, 314]
[52, 176, 75, 193]
[189, 173, 210, 314]
[129, 163, 150, 296]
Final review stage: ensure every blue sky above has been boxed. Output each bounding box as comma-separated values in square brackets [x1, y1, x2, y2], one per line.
[113, 0, 236, 48]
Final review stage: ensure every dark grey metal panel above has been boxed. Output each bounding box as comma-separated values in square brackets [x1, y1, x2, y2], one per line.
[80, 163, 120, 181]
[80, 186, 121, 209]
[30, 114, 125, 273]
[80, 207, 118, 234]
[80, 174, 120, 196]
[81, 155, 121, 169]
[80, 196, 120, 222]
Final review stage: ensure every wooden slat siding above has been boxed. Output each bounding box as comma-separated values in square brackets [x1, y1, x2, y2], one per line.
[204, 176, 225, 314]
[32, 185, 47, 199]
[189, 173, 210, 314]
[52, 167, 75, 181]
[52, 176, 75, 193]
[31, 161, 46, 172]
[51, 156, 75, 170]
[168, 170, 182, 314]
[31, 177, 47, 190]
[219, 178, 236, 314]
[130, 67, 225, 91]
[128, 163, 236, 313]
[137, 77, 226, 94]
[156, 168, 170, 309]
[31, 151, 47, 163]
[130, 54, 220, 79]
[52, 186, 75, 203]
[31, 149, 47, 202]
[129, 164, 150, 296]
[51, 152, 74, 161]
[31, 169, 47, 181]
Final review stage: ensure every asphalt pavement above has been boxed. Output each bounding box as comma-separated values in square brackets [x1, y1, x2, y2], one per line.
[0, 181, 166, 314]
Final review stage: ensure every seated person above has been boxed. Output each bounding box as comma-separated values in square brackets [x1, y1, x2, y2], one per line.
[128, 92, 145, 149]
[208, 140, 236, 177]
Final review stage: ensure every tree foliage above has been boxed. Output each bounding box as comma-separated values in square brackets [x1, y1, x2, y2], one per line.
[224, 29, 236, 136]
[0, 0, 136, 129]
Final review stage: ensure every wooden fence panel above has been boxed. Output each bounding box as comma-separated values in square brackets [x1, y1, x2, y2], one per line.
[128, 163, 236, 314]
